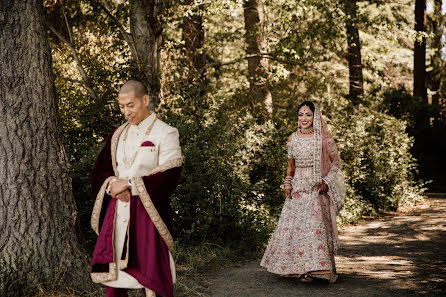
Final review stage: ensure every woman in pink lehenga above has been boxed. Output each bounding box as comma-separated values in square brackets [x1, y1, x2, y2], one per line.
[261, 101, 346, 283]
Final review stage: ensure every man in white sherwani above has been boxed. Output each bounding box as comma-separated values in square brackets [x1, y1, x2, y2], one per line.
[90, 80, 183, 297]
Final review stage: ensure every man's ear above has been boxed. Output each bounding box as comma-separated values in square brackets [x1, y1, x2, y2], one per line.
[143, 94, 150, 107]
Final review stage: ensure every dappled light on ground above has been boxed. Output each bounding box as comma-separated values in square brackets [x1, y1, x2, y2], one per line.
[201, 198, 446, 297]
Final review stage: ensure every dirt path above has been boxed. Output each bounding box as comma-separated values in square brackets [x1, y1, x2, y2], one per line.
[203, 198, 446, 296]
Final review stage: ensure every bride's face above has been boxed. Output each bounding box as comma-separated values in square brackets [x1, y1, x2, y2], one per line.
[298, 106, 314, 129]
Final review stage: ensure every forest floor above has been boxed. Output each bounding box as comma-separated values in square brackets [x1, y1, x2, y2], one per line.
[186, 197, 446, 296]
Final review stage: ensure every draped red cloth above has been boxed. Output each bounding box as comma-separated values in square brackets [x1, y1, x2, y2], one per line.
[90, 130, 182, 297]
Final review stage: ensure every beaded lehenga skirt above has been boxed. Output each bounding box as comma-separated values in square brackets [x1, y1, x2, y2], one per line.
[260, 134, 338, 282]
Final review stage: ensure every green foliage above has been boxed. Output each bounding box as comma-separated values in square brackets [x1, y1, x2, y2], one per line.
[334, 104, 421, 217]
[379, 88, 446, 192]
[49, 0, 425, 259]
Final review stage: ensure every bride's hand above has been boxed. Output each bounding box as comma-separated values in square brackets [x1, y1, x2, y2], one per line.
[318, 181, 329, 194]
[284, 188, 291, 198]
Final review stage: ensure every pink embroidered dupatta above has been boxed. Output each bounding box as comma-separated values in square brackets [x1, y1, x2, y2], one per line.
[313, 106, 346, 252]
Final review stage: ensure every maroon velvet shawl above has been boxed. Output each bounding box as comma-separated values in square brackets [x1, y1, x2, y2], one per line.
[90, 130, 182, 297]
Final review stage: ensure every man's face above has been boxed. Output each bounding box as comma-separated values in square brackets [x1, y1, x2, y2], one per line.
[118, 91, 150, 125]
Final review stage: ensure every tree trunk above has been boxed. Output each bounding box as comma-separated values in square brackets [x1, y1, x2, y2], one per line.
[0, 1, 90, 295]
[414, 0, 427, 101]
[182, 0, 206, 81]
[243, 0, 272, 116]
[429, 0, 444, 108]
[343, 0, 364, 105]
[130, 0, 165, 110]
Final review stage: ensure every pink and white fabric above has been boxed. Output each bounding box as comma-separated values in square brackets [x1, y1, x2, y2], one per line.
[261, 105, 345, 278]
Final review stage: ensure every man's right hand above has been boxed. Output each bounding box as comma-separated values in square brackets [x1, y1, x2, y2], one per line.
[110, 178, 131, 197]
[115, 190, 131, 202]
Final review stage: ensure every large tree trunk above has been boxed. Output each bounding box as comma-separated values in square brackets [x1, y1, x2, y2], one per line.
[243, 0, 272, 116]
[130, 0, 165, 110]
[414, 0, 427, 101]
[182, 0, 206, 81]
[0, 1, 89, 295]
[343, 0, 364, 105]
[429, 0, 444, 108]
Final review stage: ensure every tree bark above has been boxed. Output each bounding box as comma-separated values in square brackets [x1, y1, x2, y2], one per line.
[414, 0, 427, 101]
[343, 0, 364, 105]
[130, 0, 166, 110]
[182, 0, 206, 81]
[243, 0, 272, 116]
[0, 1, 90, 295]
[429, 0, 444, 108]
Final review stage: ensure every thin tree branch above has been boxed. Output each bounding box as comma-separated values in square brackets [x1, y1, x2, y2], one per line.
[54, 75, 86, 86]
[63, 11, 73, 44]
[202, 53, 344, 76]
[88, 0, 141, 70]
[47, 24, 97, 100]
[205, 53, 303, 71]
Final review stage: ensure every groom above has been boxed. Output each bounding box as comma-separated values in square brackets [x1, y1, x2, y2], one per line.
[89, 80, 183, 297]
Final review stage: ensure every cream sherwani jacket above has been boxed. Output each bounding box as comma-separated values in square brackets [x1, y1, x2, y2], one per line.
[104, 112, 181, 289]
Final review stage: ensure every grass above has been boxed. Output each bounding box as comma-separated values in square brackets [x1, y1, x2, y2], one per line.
[17, 241, 258, 297]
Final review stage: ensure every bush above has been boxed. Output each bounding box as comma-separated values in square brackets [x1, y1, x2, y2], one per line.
[332, 104, 423, 221]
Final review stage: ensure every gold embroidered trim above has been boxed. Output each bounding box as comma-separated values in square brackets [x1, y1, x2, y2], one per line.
[91, 203, 118, 284]
[147, 156, 184, 176]
[111, 122, 129, 176]
[119, 221, 130, 270]
[91, 176, 116, 234]
[91, 262, 118, 283]
[133, 176, 175, 251]
[131, 156, 183, 252]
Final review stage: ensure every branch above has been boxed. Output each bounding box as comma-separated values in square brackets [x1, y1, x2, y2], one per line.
[47, 24, 97, 100]
[202, 53, 304, 74]
[88, 0, 140, 70]
[201, 53, 343, 76]
[63, 11, 73, 44]
[54, 75, 86, 86]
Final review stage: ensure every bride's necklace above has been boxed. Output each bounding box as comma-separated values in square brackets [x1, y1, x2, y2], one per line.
[299, 126, 314, 134]
[122, 116, 157, 169]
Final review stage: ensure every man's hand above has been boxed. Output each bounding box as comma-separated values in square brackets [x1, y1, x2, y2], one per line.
[318, 181, 329, 194]
[110, 178, 131, 197]
[115, 190, 131, 202]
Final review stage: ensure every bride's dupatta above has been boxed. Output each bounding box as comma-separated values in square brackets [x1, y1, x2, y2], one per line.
[313, 106, 346, 252]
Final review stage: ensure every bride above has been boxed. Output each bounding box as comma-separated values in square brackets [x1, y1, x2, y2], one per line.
[260, 101, 345, 283]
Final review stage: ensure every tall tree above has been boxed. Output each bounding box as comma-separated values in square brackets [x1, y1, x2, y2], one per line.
[243, 0, 272, 116]
[182, 0, 206, 82]
[428, 0, 444, 108]
[0, 0, 89, 295]
[130, 0, 166, 109]
[414, 0, 427, 101]
[343, 0, 364, 106]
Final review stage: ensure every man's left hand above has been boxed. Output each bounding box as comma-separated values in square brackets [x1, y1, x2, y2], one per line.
[110, 178, 131, 197]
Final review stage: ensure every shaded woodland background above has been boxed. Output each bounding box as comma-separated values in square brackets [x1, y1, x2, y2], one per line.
[1, 0, 445, 296]
[48, 0, 445, 249]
